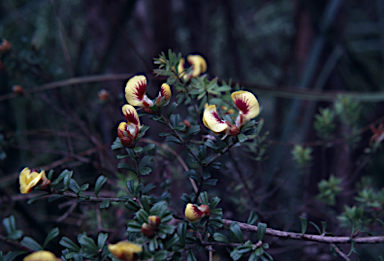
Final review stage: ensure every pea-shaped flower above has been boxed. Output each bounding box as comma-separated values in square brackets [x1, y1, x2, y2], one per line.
[185, 203, 210, 223]
[125, 75, 154, 108]
[155, 83, 172, 106]
[23, 250, 58, 261]
[117, 105, 142, 148]
[203, 90, 259, 138]
[177, 54, 207, 80]
[108, 241, 142, 261]
[19, 167, 51, 194]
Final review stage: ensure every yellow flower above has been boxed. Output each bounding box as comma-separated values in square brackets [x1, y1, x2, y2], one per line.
[125, 75, 154, 108]
[108, 241, 143, 261]
[203, 105, 229, 134]
[231, 91, 260, 128]
[185, 203, 210, 223]
[19, 167, 50, 194]
[23, 250, 58, 261]
[177, 55, 207, 80]
[117, 105, 142, 148]
[155, 83, 172, 105]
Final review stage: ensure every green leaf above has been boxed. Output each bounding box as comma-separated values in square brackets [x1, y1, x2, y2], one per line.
[185, 125, 200, 137]
[63, 171, 73, 190]
[204, 139, 218, 150]
[135, 209, 149, 224]
[78, 233, 98, 253]
[177, 222, 186, 247]
[142, 183, 156, 194]
[27, 193, 47, 204]
[99, 199, 110, 209]
[51, 169, 72, 187]
[213, 232, 229, 244]
[94, 175, 107, 196]
[43, 227, 59, 248]
[230, 249, 242, 261]
[184, 170, 199, 182]
[118, 163, 136, 173]
[154, 250, 169, 261]
[200, 191, 209, 205]
[141, 195, 150, 212]
[321, 221, 327, 233]
[164, 234, 179, 250]
[20, 236, 43, 251]
[299, 216, 308, 235]
[59, 236, 80, 252]
[139, 167, 152, 175]
[3, 251, 26, 261]
[249, 251, 258, 261]
[247, 212, 258, 225]
[69, 179, 81, 194]
[149, 237, 159, 252]
[187, 251, 197, 261]
[237, 133, 248, 143]
[205, 179, 217, 186]
[167, 102, 178, 118]
[158, 224, 175, 235]
[3, 216, 16, 234]
[143, 143, 156, 152]
[7, 230, 23, 241]
[210, 197, 221, 209]
[126, 180, 135, 195]
[165, 135, 182, 144]
[309, 221, 321, 235]
[255, 247, 264, 256]
[111, 137, 123, 150]
[97, 233, 108, 249]
[127, 222, 142, 233]
[377, 219, 384, 227]
[125, 199, 140, 211]
[202, 169, 211, 180]
[133, 146, 143, 154]
[257, 222, 267, 241]
[230, 222, 244, 243]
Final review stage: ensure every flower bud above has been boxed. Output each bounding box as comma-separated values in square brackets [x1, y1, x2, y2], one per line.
[148, 215, 161, 230]
[19, 167, 51, 194]
[108, 241, 142, 261]
[0, 39, 11, 53]
[98, 89, 110, 102]
[185, 203, 210, 223]
[12, 85, 24, 95]
[141, 223, 155, 238]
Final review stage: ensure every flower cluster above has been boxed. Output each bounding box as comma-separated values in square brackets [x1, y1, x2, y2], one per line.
[19, 167, 51, 194]
[177, 54, 207, 81]
[108, 241, 143, 261]
[117, 105, 142, 148]
[203, 90, 259, 138]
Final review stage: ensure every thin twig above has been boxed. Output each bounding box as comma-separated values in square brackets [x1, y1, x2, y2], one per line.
[331, 243, 351, 261]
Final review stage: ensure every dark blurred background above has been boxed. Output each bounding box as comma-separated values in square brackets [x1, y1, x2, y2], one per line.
[1, 0, 384, 260]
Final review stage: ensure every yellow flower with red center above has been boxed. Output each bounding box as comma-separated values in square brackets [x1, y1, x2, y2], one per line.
[23, 250, 59, 261]
[117, 105, 142, 148]
[177, 54, 207, 81]
[125, 75, 154, 108]
[108, 241, 143, 261]
[184, 203, 210, 223]
[203, 90, 259, 138]
[155, 83, 172, 106]
[19, 167, 51, 194]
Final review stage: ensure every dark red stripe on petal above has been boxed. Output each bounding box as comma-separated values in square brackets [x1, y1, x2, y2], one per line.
[212, 111, 224, 123]
[134, 80, 147, 100]
[125, 111, 139, 125]
[234, 98, 249, 114]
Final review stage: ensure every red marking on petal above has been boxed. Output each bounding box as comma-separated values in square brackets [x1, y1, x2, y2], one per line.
[133, 80, 147, 101]
[234, 98, 249, 114]
[125, 111, 139, 125]
[212, 111, 224, 124]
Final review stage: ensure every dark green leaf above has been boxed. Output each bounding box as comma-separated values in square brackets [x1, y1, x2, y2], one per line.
[200, 191, 209, 205]
[99, 199, 110, 209]
[51, 169, 72, 187]
[165, 135, 182, 144]
[126, 180, 135, 195]
[184, 170, 199, 182]
[204, 139, 218, 150]
[205, 179, 217, 186]
[135, 209, 149, 224]
[257, 222, 267, 241]
[230, 222, 244, 243]
[141, 195, 150, 212]
[125, 199, 140, 211]
[210, 197, 221, 209]
[3, 216, 16, 234]
[255, 247, 264, 256]
[153, 250, 169, 261]
[97, 233, 108, 249]
[94, 175, 107, 196]
[213, 232, 229, 244]
[185, 125, 200, 137]
[230, 249, 242, 261]
[164, 234, 179, 250]
[20, 236, 43, 251]
[3, 251, 26, 261]
[142, 183, 156, 194]
[7, 230, 23, 241]
[78, 233, 98, 253]
[247, 212, 258, 225]
[118, 163, 136, 173]
[111, 137, 123, 150]
[377, 219, 384, 227]
[143, 143, 156, 152]
[237, 133, 248, 143]
[149, 237, 159, 252]
[158, 224, 175, 235]
[59, 236, 80, 252]
[187, 251, 197, 261]
[167, 102, 178, 118]
[133, 146, 143, 154]
[139, 167, 152, 175]
[43, 228, 59, 248]
[211, 208, 222, 216]
[177, 222, 186, 247]
[202, 169, 211, 180]
[299, 216, 307, 235]
[27, 193, 47, 204]
[69, 179, 80, 194]
[63, 171, 73, 190]
[321, 221, 327, 233]
[309, 221, 321, 235]
[249, 252, 258, 261]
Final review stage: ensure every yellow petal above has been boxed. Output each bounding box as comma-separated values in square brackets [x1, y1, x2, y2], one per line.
[19, 168, 45, 194]
[108, 241, 142, 261]
[187, 55, 207, 77]
[203, 105, 228, 133]
[125, 75, 153, 107]
[122, 105, 141, 129]
[177, 58, 186, 77]
[185, 203, 204, 223]
[231, 91, 259, 120]
[160, 83, 172, 101]
[23, 250, 58, 261]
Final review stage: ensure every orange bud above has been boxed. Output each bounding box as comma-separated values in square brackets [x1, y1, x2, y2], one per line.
[98, 89, 110, 102]
[148, 215, 161, 230]
[183, 119, 191, 128]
